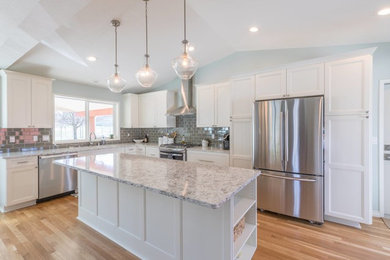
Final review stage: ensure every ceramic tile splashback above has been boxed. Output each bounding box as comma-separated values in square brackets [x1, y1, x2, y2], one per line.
[121, 115, 229, 147]
[0, 128, 52, 146]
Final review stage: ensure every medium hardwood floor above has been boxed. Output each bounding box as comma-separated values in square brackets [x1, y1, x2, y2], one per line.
[0, 196, 389, 259]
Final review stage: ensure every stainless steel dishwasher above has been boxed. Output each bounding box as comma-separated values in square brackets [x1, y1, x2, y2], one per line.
[38, 153, 78, 201]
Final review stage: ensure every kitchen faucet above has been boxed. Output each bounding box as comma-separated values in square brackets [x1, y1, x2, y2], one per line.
[89, 131, 97, 145]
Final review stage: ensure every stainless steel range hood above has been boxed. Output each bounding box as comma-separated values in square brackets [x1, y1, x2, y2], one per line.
[167, 79, 196, 116]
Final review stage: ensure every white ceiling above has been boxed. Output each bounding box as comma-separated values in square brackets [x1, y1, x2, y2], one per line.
[2, 0, 390, 92]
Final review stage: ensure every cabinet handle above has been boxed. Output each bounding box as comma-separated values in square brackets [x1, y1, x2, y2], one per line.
[198, 159, 214, 163]
[365, 110, 369, 114]
[17, 161, 30, 164]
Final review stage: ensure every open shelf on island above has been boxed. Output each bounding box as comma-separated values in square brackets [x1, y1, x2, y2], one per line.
[234, 197, 256, 226]
[235, 244, 257, 260]
[234, 222, 256, 258]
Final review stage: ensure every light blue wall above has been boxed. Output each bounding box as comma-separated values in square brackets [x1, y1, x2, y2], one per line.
[155, 42, 390, 212]
[53, 80, 122, 102]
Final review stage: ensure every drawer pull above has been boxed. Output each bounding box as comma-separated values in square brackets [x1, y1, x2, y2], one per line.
[17, 161, 30, 164]
[198, 159, 214, 163]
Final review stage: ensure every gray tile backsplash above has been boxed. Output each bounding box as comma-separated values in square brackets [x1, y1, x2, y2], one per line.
[121, 115, 229, 147]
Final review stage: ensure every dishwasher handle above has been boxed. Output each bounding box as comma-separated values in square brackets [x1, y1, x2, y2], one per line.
[39, 153, 78, 159]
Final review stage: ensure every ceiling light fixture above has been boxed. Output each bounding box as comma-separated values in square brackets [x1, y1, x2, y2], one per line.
[107, 19, 126, 93]
[378, 8, 390, 16]
[249, 26, 259, 32]
[86, 56, 97, 62]
[188, 44, 195, 52]
[136, 0, 157, 88]
[172, 0, 199, 80]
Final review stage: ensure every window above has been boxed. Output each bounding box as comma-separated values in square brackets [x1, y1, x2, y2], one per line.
[54, 96, 118, 142]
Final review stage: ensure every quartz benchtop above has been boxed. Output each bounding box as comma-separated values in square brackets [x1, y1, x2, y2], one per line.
[55, 153, 259, 209]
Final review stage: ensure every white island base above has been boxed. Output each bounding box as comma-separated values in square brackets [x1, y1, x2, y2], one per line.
[78, 171, 257, 260]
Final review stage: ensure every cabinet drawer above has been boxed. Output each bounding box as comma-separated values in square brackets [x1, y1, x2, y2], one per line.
[187, 151, 229, 166]
[145, 147, 159, 158]
[125, 145, 146, 155]
[6, 157, 37, 169]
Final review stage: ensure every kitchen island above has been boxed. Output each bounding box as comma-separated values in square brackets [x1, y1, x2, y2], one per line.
[55, 153, 260, 260]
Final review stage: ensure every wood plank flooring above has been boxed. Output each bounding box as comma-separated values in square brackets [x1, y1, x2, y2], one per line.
[0, 196, 389, 259]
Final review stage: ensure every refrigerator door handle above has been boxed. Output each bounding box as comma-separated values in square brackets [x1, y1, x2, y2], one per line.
[285, 105, 289, 169]
[280, 111, 284, 167]
[260, 173, 317, 182]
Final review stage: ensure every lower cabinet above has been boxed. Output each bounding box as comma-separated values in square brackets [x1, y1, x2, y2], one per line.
[0, 156, 38, 212]
[187, 150, 229, 166]
[146, 147, 159, 158]
[124, 145, 146, 156]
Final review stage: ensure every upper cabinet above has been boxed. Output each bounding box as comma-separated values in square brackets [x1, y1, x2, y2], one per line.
[325, 55, 372, 115]
[255, 63, 325, 100]
[0, 70, 53, 128]
[138, 90, 176, 128]
[287, 63, 324, 97]
[121, 93, 139, 128]
[255, 70, 286, 100]
[231, 76, 255, 118]
[196, 82, 231, 127]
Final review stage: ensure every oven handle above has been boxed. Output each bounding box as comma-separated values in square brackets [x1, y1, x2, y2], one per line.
[260, 173, 317, 182]
[159, 152, 184, 157]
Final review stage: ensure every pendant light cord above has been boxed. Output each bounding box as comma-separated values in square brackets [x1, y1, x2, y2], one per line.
[182, 0, 188, 53]
[144, 0, 150, 65]
[114, 23, 118, 74]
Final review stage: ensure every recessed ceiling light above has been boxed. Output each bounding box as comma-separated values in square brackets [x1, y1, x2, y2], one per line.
[378, 8, 390, 16]
[86, 56, 97, 62]
[249, 26, 259, 33]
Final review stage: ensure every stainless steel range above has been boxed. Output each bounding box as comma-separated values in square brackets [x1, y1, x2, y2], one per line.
[159, 144, 192, 161]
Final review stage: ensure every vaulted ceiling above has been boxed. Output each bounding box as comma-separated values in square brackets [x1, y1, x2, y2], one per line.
[2, 0, 390, 91]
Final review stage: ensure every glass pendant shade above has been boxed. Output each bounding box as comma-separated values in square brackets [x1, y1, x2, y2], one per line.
[107, 72, 126, 93]
[136, 64, 157, 88]
[172, 51, 199, 80]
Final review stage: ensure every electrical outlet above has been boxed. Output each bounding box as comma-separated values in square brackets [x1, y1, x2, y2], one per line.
[43, 135, 50, 142]
[9, 136, 15, 143]
[33, 136, 38, 142]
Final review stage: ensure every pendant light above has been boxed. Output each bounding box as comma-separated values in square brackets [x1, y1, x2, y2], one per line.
[107, 19, 126, 93]
[136, 0, 158, 88]
[171, 0, 198, 80]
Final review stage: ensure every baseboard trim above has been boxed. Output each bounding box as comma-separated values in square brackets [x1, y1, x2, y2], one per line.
[372, 210, 383, 218]
[0, 200, 36, 213]
[325, 215, 362, 229]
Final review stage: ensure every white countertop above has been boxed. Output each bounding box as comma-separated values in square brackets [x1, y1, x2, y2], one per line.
[55, 153, 259, 209]
[0, 143, 229, 159]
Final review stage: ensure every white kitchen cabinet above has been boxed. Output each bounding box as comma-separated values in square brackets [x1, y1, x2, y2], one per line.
[187, 150, 229, 166]
[231, 76, 255, 119]
[324, 54, 372, 226]
[215, 82, 231, 127]
[0, 70, 53, 128]
[138, 90, 176, 128]
[121, 93, 139, 128]
[255, 70, 286, 100]
[124, 145, 146, 155]
[325, 115, 371, 224]
[0, 156, 38, 213]
[287, 63, 324, 97]
[196, 85, 215, 127]
[230, 118, 252, 169]
[196, 82, 231, 127]
[325, 55, 372, 115]
[145, 146, 159, 158]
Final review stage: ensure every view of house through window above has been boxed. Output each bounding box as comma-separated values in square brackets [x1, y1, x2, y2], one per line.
[54, 96, 117, 142]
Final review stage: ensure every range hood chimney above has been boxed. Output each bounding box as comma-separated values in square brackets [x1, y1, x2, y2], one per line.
[167, 79, 196, 116]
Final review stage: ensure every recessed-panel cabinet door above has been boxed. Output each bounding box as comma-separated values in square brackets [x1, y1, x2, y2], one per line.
[325, 115, 371, 224]
[31, 78, 53, 128]
[7, 74, 31, 128]
[138, 93, 155, 127]
[231, 76, 255, 118]
[7, 166, 38, 206]
[325, 55, 372, 115]
[230, 118, 252, 169]
[196, 85, 215, 127]
[215, 82, 231, 127]
[255, 70, 286, 100]
[287, 63, 324, 97]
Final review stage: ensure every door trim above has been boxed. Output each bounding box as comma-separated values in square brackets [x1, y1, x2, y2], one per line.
[378, 79, 390, 217]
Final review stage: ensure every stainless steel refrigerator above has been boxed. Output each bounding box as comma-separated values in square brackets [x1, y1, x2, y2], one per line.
[253, 96, 324, 223]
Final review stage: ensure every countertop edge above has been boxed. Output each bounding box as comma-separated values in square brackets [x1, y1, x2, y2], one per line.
[54, 160, 260, 209]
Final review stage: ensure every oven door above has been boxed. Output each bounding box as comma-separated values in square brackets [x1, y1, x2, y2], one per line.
[160, 151, 185, 161]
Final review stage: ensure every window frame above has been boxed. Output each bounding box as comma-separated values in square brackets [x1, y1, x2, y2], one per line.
[53, 95, 119, 144]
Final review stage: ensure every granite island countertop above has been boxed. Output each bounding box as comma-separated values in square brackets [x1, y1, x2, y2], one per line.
[55, 153, 260, 209]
